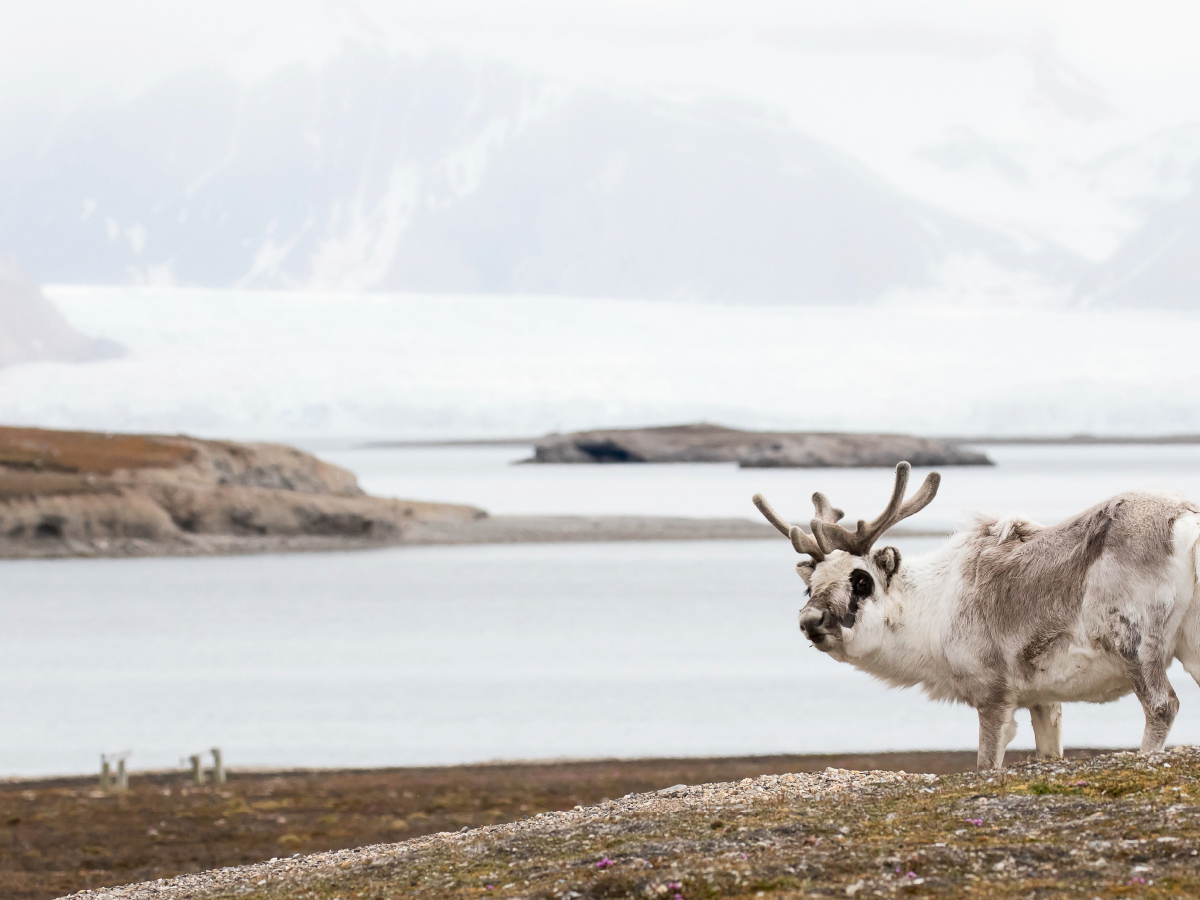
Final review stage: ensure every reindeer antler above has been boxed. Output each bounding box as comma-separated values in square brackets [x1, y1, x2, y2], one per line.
[809, 461, 940, 557]
[811, 492, 844, 525]
[752, 493, 825, 561]
[752, 462, 940, 562]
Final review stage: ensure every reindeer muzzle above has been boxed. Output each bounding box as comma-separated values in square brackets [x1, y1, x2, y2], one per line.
[799, 605, 838, 645]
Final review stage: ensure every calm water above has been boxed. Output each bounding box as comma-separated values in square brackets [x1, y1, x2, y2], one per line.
[5, 444, 1200, 777]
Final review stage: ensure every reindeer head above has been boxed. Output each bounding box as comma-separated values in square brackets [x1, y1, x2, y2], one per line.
[752, 461, 940, 661]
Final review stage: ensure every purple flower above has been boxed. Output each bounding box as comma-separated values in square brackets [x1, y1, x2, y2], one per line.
[1072, 780, 1090, 787]
[964, 818, 983, 826]
[906, 871, 918, 879]
[486, 886, 494, 891]
[668, 882, 681, 890]
[596, 858, 614, 869]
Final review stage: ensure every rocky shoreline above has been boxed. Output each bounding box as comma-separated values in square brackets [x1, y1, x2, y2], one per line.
[0, 516, 784, 559]
[2, 516, 955, 559]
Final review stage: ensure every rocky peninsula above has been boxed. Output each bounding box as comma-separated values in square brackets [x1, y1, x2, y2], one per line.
[0, 426, 485, 558]
[526, 423, 992, 467]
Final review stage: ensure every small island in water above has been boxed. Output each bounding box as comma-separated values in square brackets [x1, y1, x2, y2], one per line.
[526, 423, 992, 467]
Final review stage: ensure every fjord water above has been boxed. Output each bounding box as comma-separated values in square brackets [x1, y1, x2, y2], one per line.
[4, 444, 1200, 776]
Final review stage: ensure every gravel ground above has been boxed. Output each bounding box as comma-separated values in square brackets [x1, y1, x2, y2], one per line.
[64, 748, 1200, 899]
[9, 750, 1095, 900]
[63, 767, 921, 900]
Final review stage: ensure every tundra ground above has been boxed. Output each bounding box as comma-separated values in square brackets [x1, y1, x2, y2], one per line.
[95, 748, 1200, 900]
[0, 751, 1090, 900]
[29, 748, 1200, 900]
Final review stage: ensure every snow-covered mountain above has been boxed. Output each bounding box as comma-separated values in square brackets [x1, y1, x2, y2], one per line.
[1076, 124, 1200, 307]
[0, 47, 1080, 304]
[1, 19, 1199, 308]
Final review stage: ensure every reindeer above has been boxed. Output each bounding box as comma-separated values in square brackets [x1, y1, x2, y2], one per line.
[753, 462, 1200, 769]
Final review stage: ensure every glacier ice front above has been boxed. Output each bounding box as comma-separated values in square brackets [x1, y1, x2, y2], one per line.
[9, 286, 1200, 443]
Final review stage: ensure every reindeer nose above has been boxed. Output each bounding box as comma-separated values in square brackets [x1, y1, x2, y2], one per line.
[799, 606, 832, 642]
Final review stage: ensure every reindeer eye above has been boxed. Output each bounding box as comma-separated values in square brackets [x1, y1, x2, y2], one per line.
[850, 570, 874, 598]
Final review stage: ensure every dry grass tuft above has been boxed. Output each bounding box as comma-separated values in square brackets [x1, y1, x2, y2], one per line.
[0, 426, 192, 474]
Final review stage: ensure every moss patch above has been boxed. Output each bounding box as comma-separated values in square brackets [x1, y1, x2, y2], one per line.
[199, 749, 1200, 900]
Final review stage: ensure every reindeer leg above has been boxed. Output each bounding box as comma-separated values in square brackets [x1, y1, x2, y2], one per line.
[1029, 704, 1063, 759]
[1113, 608, 1179, 754]
[1125, 659, 1179, 753]
[977, 701, 1018, 770]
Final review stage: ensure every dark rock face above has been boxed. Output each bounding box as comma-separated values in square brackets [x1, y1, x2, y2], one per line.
[0, 259, 123, 367]
[528, 424, 992, 467]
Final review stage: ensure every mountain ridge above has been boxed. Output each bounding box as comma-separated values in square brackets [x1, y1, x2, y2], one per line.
[0, 47, 1082, 304]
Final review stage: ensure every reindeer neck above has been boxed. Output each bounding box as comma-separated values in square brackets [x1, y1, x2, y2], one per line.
[852, 540, 961, 688]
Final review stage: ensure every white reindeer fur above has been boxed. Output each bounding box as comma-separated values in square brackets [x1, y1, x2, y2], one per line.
[782, 484, 1200, 769]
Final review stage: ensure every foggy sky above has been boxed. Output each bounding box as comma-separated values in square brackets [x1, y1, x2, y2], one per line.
[4, 0, 1199, 262]
[5, 1, 1199, 104]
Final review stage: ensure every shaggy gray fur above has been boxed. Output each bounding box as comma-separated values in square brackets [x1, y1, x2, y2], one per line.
[956, 492, 1198, 766]
[955, 493, 1194, 686]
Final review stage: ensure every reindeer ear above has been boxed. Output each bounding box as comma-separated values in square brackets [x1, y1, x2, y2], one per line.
[796, 560, 815, 585]
[872, 546, 901, 586]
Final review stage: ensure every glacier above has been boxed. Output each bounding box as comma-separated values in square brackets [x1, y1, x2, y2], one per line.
[1, 285, 1197, 441]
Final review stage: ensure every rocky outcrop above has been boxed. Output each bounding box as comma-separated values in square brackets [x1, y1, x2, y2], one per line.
[0, 426, 483, 557]
[527, 423, 991, 467]
[0, 259, 123, 366]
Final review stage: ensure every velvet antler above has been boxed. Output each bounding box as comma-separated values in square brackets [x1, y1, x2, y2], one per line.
[752, 493, 826, 561]
[809, 461, 940, 557]
[753, 490, 846, 562]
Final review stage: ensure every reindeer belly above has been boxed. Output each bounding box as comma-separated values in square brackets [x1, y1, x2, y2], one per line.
[1017, 641, 1133, 705]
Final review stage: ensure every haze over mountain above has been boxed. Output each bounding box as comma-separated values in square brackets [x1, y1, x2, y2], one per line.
[1076, 125, 1200, 308]
[0, 49, 1079, 304]
[1, 2, 1199, 307]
